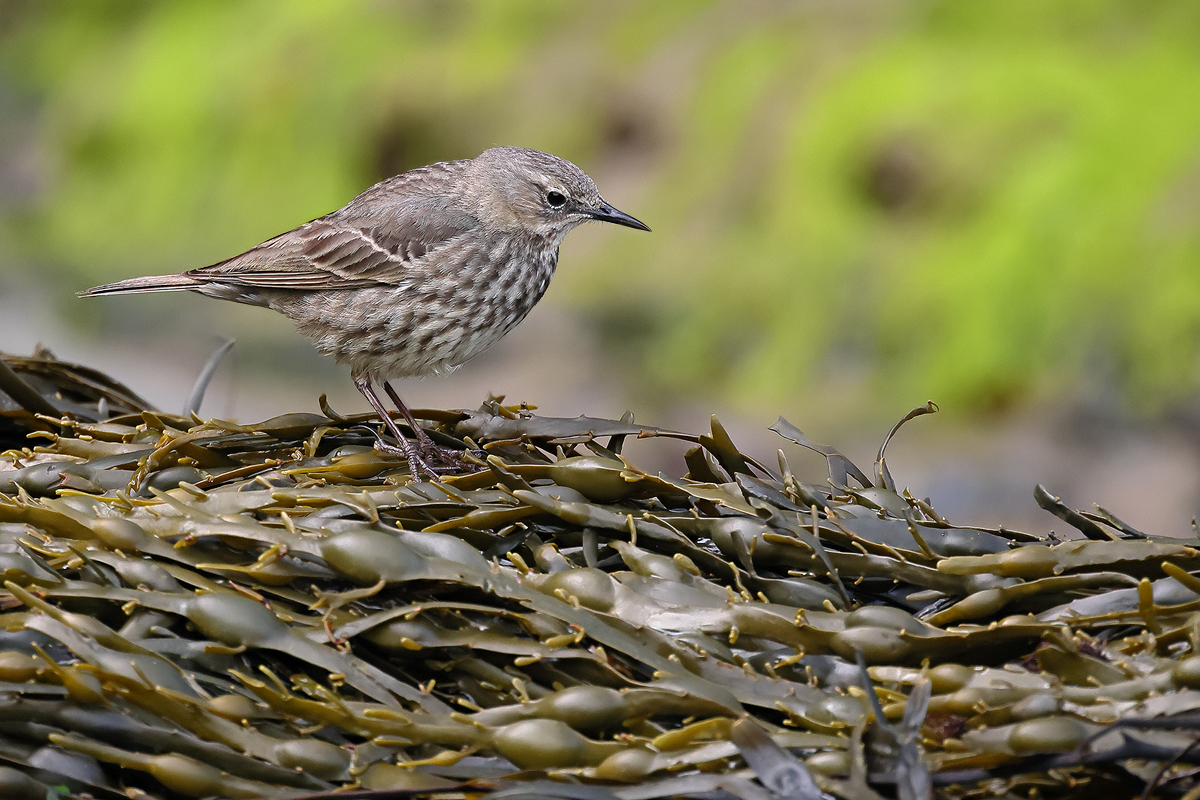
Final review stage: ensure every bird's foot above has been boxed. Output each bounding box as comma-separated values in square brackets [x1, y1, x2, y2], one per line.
[369, 436, 454, 481]
[367, 425, 480, 481]
[408, 425, 488, 471]
[414, 438, 474, 469]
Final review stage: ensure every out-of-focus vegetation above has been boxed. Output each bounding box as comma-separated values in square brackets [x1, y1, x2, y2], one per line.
[4, 0, 1200, 415]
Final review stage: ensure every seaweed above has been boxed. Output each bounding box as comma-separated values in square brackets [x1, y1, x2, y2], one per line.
[1, 350, 1199, 799]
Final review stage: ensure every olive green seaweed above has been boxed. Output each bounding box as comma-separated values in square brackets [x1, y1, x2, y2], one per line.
[2, 351, 1200, 798]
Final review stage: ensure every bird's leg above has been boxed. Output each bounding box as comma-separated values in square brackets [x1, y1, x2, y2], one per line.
[353, 377, 442, 480]
[381, 381, 468, 466]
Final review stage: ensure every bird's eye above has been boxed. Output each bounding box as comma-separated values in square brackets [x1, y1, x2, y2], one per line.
[546, 191, 566, 208]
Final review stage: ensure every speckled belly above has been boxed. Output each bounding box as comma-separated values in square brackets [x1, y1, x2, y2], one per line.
[264, 242, 557, 382]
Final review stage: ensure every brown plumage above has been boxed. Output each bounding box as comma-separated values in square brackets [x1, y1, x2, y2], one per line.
[80, 146, 649, 478]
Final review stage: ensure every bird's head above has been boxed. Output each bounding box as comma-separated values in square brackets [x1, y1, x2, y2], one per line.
[465, 147, 650, 242]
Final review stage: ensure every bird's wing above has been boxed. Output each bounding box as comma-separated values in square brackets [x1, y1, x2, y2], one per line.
[185, 170, 478, 291]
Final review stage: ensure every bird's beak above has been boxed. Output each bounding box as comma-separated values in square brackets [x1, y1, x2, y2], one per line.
[588, 202, 651, 232]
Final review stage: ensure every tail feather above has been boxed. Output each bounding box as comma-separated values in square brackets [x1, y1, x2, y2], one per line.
[77, 274, 200, 297]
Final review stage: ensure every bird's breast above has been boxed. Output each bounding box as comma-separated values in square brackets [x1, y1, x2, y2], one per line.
[271, 234, 560, 382]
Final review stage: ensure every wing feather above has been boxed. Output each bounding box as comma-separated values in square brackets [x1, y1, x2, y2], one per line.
[183, 163, 478, 291]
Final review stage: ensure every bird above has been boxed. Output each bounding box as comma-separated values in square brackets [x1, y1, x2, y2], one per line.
[79, 146, 650, 478]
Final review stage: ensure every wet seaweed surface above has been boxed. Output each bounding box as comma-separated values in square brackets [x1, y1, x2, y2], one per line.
[2, 351, 1200, 800]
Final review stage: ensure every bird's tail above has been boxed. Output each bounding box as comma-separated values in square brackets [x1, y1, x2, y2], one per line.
[77, 274, 200, 298]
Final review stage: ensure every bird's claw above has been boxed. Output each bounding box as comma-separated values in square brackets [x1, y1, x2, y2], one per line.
[415, 439, 471, 467]
[368, 426, 467, 481]
[369, 437, 451, 480]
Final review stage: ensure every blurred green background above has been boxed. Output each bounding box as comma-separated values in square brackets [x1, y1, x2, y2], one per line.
[3, 0, 1200, 531]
